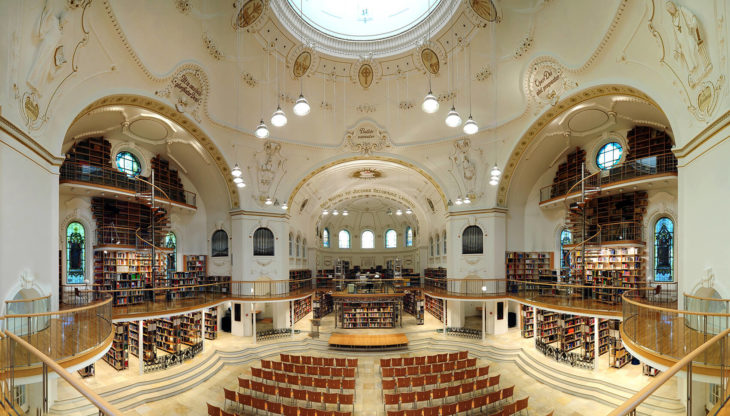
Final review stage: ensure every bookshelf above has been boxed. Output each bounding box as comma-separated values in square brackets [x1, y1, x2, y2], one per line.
[572, 245, 646, 304]
[205, 307, 218, 340]
[403, 289, 423, 324]
[289, 269, 313, 292]
[551, 147, 586, 197]
[341, 300, 397, 329]
[91, 198, 167, 248]
[425, 294, 444, 323]
[129, 321, 157, 363]
[204, 275, 232, 293]
[104, 323, 129, 370]
[159, 271, 199, 302]
[179, 312, 201, 346]
[537, 310, 559, 344]
[314, 291, 333, 318]
[582, 317, 609, 359]
[506, 252, 554, 281]
[291, 297, 312, 324]
[93, 249, 165, 305]
[558, 314, 583, 353]
[520, 304, 534, 338]
[625, 126, 675, 161]
[184, 255, 207, 277]
[424, 268, 447, 279]
[608, 320, 630, 368]
[156, 317, 181, 354]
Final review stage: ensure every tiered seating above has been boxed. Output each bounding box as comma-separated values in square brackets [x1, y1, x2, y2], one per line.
[208, 397, 352, 416]
[380, 352, 530, 416]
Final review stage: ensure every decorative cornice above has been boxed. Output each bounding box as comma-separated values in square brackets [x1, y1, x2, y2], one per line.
[446, 207, 508, 217]
[230, 209, 287, 219]
[673, 110, 730, 162]
[0, 115, 65, 167]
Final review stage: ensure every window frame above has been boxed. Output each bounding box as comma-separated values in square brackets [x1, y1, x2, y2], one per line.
[66, 221, 86, 285]
[115, 151, 142, 177]
[361, 230, 375, 249]
[338, 229, 351, 249]
[559, 228, 572, 269]
[653, 217, 674, 282]
[385, 229, 397, 249]
[405, 226, 413, 247]
[164, 232, 177, 271]
[596, 142, 624, 170]
[322, 228, 330, 248]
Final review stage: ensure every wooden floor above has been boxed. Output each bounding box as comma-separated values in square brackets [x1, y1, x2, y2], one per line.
[328, 333, 408, 349]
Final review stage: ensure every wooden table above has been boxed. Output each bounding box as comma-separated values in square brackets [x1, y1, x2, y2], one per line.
[328, 333, 408, 351]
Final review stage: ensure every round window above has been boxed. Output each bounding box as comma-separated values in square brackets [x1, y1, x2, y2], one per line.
[115, 151, 141, 177]
[596, 142, 623, 170]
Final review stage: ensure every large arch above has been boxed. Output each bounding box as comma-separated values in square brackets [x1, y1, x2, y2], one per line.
[66, 94, 240, 209]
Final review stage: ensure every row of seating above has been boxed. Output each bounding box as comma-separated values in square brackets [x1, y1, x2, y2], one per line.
[248, 369, 356, 392]
[382, 364, 488, 381]
[380, 351, 468, 368]
[383, 393, 528, 416]
[279, 355, 358, 368]
[210, 395, 353, 416]
[381, 358, 478, 377]
[259, 362, 357, 378]
[234, 382, 355, 410]
[384, 379, 505, 410]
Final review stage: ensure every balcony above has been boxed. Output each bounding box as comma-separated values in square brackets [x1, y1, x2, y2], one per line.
[540, 153, 677, 206]
[60, 161, 197, 209]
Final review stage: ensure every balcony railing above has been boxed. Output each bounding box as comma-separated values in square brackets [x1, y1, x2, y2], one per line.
[424, 278, 507, 297]
[4, 295, 52, 337]
[60, 161, 197, 207]
[540, 152, 678, 202]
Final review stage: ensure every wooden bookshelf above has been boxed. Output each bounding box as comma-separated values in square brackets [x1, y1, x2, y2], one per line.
[291, 297, 312, 324]
[506, 252, 554, 281]
[129, 321, 157, 363]
[94, 250, 165, 305]
[91, 198, 168, 248]
[520, 304, 534, 338]
[558, 314, 583, 353]
[537, 310, 559, 344]
[608, 320, 630, 368]
[582, 317, 609, 359]
[289, 269, 312, 292]
[572, 244, 646, 301]
[179, 312, 201, 346]
[184, 255, 207, 276]
[425, 294, 444, 323]
[204, 275, 231, 293]
[625, 126, 674, 161]
[156, 317, 181, 354]
[403, 289, 423, 324]
[314, 290, 333, 318]
[341, 300, 396, 329]
[551, 147, 586, 196]
[104, 323, 129, 370]
[424, 267, 447, 279]
[205, 307, 217, 340]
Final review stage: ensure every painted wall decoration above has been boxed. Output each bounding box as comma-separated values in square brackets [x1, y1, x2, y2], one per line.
[236, 0, 264, 28]
[293, 51, 312, 78]
[358, 63, 374, 89]
[155, 66, 209, 122]
[342, 119, 392, 155]
[351, 168, 383, 180]
[421, 48, 440, 75]
[469, 0, 498, 23]
[526, 58, 577, 106]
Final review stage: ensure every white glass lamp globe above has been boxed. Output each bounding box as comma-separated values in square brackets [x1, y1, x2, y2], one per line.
[271, 106, 287, 127]
[463, 116, 478, 135]
[254, 120, 269, 139]
[422, 91, 439, 114]
[293, 94, 311, 116]
[445, 106, 462, 127]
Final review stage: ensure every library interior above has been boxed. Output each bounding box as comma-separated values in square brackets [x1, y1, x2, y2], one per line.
[1, 0, 730, 415]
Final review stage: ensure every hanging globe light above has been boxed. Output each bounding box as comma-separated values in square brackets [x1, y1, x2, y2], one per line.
[236, 181, 246, 188]
[293, 94, 310, 116]
[490, 177, 499, 186]
[254, 120, 269, 139]
[422, 90, 439, 114]
[271, 106, 287, 127]
[233, 177, 244, 184]
[231, 164, 242, 177]
[281, 201, 288, 210]
[405, 208, 413, 215]
[463, 116, 478, 135]
[445, 106, 462, 127]
[454, 197, 463, 205]
[463, 196, 471, 204]
[491, 164, 501, 177]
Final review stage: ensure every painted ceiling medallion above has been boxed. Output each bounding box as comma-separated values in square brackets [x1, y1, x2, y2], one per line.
[352, 169, 383, 180]
[469, 0, 498, 23]
[421, 48, 440, 75]
[236, 0, 264, 29]
[293, 51, 312, 78]
[358, 64, 374, 89]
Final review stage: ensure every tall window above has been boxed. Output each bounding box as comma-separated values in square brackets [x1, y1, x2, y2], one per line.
[385, 229, 397, 248]
[462, 225, 483, 254]
[443, 231, 447, 254]
[289, 233, 293, 256]
[361, 230, 374, 249]
[338, 230, 351, 249]
[211, 230, 228, 257]
[165, 232, 176, 271]
[560, 229, 572, 269]
[596, 142, 623, 170]
[323, 228, 330, 248]
[436, 235, 440, 255]
[429, 237, 434, 257]
[302, 239, 307, 257]
[66, 222, 85, 284]
[654, 217, 674, 282]
[115, 151, 141, 177]
[253, 228, 275, 256]
[296, 236, 301, 257]
[406, 227, 413, 247]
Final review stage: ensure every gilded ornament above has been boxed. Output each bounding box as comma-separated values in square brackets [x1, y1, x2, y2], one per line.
[293, 51, 312, 78]
[358, 64, 374, 89]
[470, 0, 498, 22]
[237, 0, 264, 29]
[421, 48, 439, 75]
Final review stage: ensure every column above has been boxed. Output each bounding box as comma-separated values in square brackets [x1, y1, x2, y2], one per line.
[138, 319, 144, 375]
[593, 317, 599, 372]
[443, 299, 447, 335]
[532, 306, 537, 348]
[252, 303, 257, 343]
[201, 309, 206, 351]
[482, 301, 486, 342]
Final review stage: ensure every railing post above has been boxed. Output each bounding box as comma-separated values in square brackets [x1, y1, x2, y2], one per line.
[482, 301, 486, 342]
[686, 362, 692, 416]
[42, 362, 48, 413]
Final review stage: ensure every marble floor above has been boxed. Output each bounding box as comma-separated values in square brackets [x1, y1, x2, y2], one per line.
[50, 312, 682, 416]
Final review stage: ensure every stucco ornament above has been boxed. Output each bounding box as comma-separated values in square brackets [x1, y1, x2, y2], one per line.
[20, 269, 36, 290]
[155, 66, 209, 122]
[449, 138, 481, 200]
[526, 58, 578, 106]
[252, 140, 287, 204]
[342, 120, 392, 155]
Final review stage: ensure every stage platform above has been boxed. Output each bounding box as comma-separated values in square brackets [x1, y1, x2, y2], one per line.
[328, 333, 409, 351]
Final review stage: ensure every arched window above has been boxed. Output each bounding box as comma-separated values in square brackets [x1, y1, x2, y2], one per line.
[654, 217, 674, 282]
[66, 222, 85, 284]
[211, 230, 228, 257]
[385, 229, 397, 248]
[322, 228, 330, 248]
[462, 225, 483, 254]
[289, 233, 293, 257]
[560, 229, 572, 269]
[338, 230, 351, 249]
[115, 151, 141, 177]
[296, 236, 301, 257]
[253, 228, 275, 256]
[443, 231, 447, 255]
[302, 239, 307, 257]
[436, 235, 440, 255]
[429, 237, 434, 257]
[405, 227, 413, 247]
[164, 232, 176, 271]
[361, 230, 375, 249]
[596, 142, 623, 170]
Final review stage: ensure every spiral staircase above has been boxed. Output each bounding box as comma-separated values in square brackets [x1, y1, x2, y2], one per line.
[563, 167, 603, 282]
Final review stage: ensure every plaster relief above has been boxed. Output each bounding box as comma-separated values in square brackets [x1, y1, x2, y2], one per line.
[526, 58, 577, 106]
[155, 66, 209, 122]
[342, 119, 392, 155]
[449, 138, 482, 200]
[251, 140, 287, 204]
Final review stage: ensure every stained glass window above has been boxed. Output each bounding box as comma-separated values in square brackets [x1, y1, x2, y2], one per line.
[560, 229, 572, 269]
[362, 230, 375, 249]
[385, 229, 397, 248]
[596, 142, 623, 170]
[654, 217, 674, 282]
[339, 230, 351, 249]
[405, 227, 413, 247]
[115, 151, 141, 177]
[165, 232, 176, 271]
[66, 222, 85, 284]
[323, 228, 330, 248]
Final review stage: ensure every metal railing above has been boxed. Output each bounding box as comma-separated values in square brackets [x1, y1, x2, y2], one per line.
[424, 278, 507, 297]
[3, 293, 113, 369]
[60, 161, 196, 206]
[609, 327, 730, 416]
[623, 287, 730, 364]
[4, 295, 52, 336]
[3, 330, 123, 415]
[540, 152, 678, 202]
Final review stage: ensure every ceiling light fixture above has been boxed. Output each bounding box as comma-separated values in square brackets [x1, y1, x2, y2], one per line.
[231, 164, 242, 177]
[422, 0, 439, 114]
[322, 209, 329, 215]
[265, 197, 273, 205]
[332, 209, 339, 216]
[445, 106, 462, 127]
[463, 45, 478, 135]
[233, 177, 244, 184]
[281, 201, 288, 210]
[342, 210, 348, 216]
[271, 56, 287, 127]
[293, 0, 310, 117]
[396, 209, 403, 216]
[454, 197, 463, 205]
[489, 177, 499, 186]
[255, 119, 269, 139]
[387, 208, 393, 215]
[491, 164, 501, 177]
[237, 181, 246, 188]
[463, 196, 471, 204]
[405, 208, 412, 215]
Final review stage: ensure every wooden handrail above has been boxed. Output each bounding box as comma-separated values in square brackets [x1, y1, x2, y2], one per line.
[5, 294, 51, 304]
[608, 327, 730, 416]
[3, 330, 123, 416]
[622, 289, 730, 317]
[506, 279, 648, 291]
[2, 296, 112, 318]
[684, 292, 730, 302]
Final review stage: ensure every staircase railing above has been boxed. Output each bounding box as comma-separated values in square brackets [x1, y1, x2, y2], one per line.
[563, 167, 603, 280]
